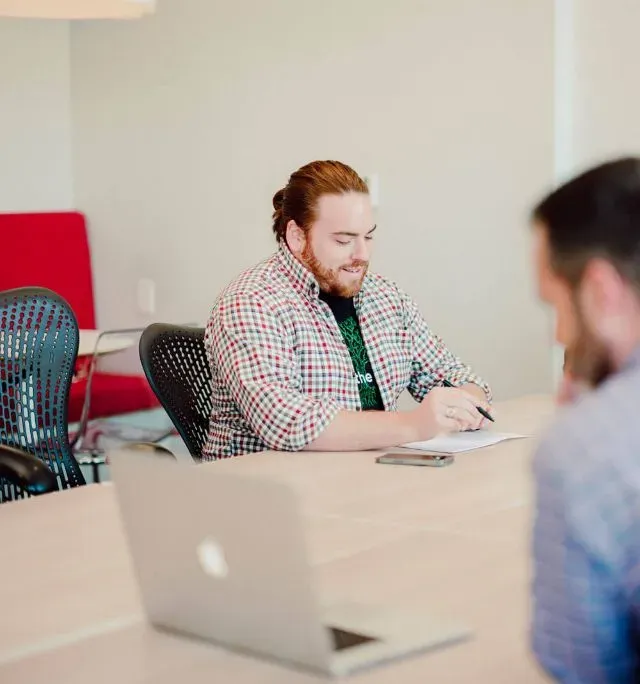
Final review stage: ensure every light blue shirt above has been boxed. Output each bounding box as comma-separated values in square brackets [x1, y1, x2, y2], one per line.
[532, 349, 640, 682]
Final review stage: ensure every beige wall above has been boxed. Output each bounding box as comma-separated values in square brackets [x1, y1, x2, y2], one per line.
[570, 0, 640, 169]
[70, 0, 555, 399]
[548, 0, 640, 382]
[0, 19, 73, 211]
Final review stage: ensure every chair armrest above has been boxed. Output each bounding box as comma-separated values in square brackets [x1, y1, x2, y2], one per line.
[0, 446, 58, 495]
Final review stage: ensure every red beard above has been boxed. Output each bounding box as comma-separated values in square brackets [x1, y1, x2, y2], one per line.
[301, 241, 368, 297]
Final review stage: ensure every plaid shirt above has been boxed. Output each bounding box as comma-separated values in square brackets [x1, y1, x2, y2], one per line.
[532, 348, 640, 682]
[203, 245, 490, 459]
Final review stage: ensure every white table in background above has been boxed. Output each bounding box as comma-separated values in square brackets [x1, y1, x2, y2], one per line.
[77, 329, 134, 358]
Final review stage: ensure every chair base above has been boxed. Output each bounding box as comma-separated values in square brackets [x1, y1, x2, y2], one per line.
[75, 451, 105, 483]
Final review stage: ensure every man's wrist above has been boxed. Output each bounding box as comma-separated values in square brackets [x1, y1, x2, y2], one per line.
[461, 382, 490, 403]
[398, 408, 433, 444]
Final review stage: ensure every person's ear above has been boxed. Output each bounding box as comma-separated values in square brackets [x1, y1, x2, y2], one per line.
[285, 221, 306, 256]
[579, 258, 627, 339]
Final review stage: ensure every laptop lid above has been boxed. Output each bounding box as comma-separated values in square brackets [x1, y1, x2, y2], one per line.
[110, 452, 334, 673]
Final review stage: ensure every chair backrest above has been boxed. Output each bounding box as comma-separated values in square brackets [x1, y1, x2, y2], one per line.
[139, 324, 212, 461]
[0, 287, 85, 502]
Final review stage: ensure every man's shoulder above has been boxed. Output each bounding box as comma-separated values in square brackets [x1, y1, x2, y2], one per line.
[204, 253, 308, 348]
[363, 271, 411, 308]
[214, 252, 293, 310]
[536, 367, 640, 482]
[365, 271, 403, 294]
[221, 253, 277, 296]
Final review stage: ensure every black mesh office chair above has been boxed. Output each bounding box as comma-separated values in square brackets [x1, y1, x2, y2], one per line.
[139, 324, 212, 461]
[0, 287, 85, 502]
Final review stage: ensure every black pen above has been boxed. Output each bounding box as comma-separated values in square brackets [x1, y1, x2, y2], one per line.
[442, 379, 495, 423]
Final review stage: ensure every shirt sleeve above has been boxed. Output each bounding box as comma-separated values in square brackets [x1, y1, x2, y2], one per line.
[207, 292, 341, 452]
[401, 292, 491, 403]
[532, 434, 639, 683]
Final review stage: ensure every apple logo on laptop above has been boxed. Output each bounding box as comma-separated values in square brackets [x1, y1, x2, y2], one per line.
[196, 537, 229, 579]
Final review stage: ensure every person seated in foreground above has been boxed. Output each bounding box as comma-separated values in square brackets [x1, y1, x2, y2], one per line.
[531, 157, 640, 682]
[203, 160, 491, 459]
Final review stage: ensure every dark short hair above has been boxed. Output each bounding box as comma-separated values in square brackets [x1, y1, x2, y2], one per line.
[272, 160, 368, 242]
[532, 157, 640, 287]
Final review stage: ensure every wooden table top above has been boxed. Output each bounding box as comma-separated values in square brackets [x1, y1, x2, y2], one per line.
[0, 394, 555, 683]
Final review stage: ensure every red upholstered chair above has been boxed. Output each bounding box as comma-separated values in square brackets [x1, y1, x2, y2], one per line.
[0, 211, 159, 423]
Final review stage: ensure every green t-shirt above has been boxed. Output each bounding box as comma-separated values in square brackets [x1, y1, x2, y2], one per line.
[319, 292, 384, 411]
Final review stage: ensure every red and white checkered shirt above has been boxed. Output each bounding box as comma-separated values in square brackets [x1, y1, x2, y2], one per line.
[203, 245, 490, 459]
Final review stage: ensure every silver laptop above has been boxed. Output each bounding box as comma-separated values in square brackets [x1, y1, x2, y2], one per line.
[109, 451, 471, 677]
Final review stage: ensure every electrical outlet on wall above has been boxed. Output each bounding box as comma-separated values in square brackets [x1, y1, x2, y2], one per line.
[137, 278, 156, 315]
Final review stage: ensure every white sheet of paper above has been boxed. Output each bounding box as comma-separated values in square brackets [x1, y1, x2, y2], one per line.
[403, 431, 526, 454]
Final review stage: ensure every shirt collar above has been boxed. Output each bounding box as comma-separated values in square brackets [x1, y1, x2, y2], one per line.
[276, 242, 320, 298]
[275, 242, 373, 301]
[621, 343, 640, 373]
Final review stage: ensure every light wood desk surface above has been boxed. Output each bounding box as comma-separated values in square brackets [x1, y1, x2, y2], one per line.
[0, 394, 555, 683]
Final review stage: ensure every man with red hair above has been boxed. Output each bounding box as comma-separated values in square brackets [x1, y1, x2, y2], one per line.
[203, 160, 491, 459]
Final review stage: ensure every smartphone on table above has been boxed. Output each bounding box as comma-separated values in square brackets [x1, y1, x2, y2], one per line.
[375, 452, 454, 467]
